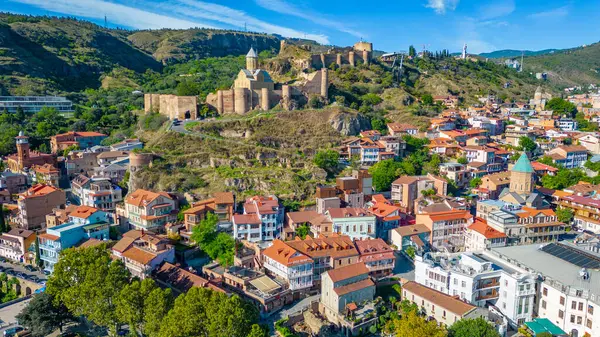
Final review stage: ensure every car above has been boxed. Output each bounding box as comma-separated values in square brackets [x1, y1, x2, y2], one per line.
[24, 265, 35, 272]
[42, 270, 51, 276]
[4, 326, 23, 337]
[6, 270, 15, 276]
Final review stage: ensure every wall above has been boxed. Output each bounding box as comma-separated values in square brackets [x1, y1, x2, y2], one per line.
[144, 94, 198, 120]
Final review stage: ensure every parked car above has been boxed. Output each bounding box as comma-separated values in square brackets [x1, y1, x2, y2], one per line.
[42, 270, 51, 276]
[24, 265, 35, 272]
[4, 326, 23, 337]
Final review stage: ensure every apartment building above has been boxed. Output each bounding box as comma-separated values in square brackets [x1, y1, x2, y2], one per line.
[31, 164, 60, 187]
[64, 151, 100, 178]
[387, 123, 418, 136]
[547, 145, 588, 169]
[439, 163, 469, 189]
[0, 171, 27, 195]
[401, 281, 482, 327]
[477, 171, 511, 200]
[0, 228, 36, 264]
[262, 239, 314, 295]
[465, 220, 508, 251]
[415, 251, 537, 327]
[326, 208, 376, 240]
[416, 209, 473, 250]
[124, 189, 178, 232]
[391, 174, 448, 214]
[232, 195, 283, 242]
[354, 238, 395, 279]
[182, 192, 235, 231]
[17, 184, 66, 230]
[112, 230, 175, 279]
[367, 195, 402, 240]
[492, 242, 600, 336]
[72, 175, 123, 211]
[50, 131, 107, 154]
[558, 194, 600, 233]
[39, 206, 110, 272]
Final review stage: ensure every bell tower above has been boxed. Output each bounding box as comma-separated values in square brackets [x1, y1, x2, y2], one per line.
[246, 47, 258, 72]
[510, 153, 535, 195]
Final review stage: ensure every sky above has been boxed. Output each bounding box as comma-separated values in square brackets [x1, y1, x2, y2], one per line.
[2, 0, 599, 54]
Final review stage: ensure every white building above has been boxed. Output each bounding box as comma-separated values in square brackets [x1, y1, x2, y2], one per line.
[492, 243, 600, 337]
[325, 208, 376, 240]
[232, 195, 283, 242]
[262, 239, 314, 292]
[415, 251, 537, 328]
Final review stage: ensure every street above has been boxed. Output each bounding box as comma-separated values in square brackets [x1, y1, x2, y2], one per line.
[0, 260, 48, 283]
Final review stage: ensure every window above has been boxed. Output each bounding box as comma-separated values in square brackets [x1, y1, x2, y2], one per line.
[570, 315, 575, 323]
[443, 310, 446, 318]
[578, 302, 583, 311]
[454, 278, 458, 285]
[560, 297, 565, 305]
[502, 303, 506, 309]
[589, 305, 594, 315]
[572, 301, 577, 310]
[558, 310, 564, 319]
[461, 281, 466, 287]
[577, 316, 582, 325]
[587, 319, 593, 329]
[543, 287, 548, 296]
[432, 305, 435, 313]
[503, 291, 507, 298]
[505, 280, 508, 286]
[542, 300, 547, 309]
[461, 292, 465, 299]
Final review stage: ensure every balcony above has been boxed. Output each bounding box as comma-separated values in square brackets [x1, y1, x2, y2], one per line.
[289, 269, 313, 277]
[476, 290, 499, 301]
[40, 254, 59, 263]
[39, 244, 62, 252]
[477, 280, 500, 289]
[518, 288, 535, 296]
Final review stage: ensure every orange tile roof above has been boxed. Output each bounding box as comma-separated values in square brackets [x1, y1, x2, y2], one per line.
[263, 239, 313, 267]
[531, 162, 559, 172]
[516, 207, 555, 218]
[20, 184, 61, 199]
[327, 262, 369, 282]
[426, 210, 472, 222]
[121, 246, 157, 265]
[232, 214, 261, 225]
[213, 192, 234, 204]
[126, 189, 173, 207]
[402, 281, 476, 316]
[334, 278, 375, 296]
[286, 235, 358, 259]
[39, 233, 60, 241]
[70, 205, 100, 219]
[468, 221, 507, 240]
[368, 203, 400, 218]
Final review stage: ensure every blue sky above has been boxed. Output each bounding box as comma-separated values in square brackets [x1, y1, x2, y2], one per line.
[2, 0, 599, 54]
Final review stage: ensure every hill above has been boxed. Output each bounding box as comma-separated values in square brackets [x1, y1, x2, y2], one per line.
[522, 42, 600, 87]
[479, 49, 558, 59]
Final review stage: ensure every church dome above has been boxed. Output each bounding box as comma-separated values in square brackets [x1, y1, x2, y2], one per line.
[512, 153, 534, 173]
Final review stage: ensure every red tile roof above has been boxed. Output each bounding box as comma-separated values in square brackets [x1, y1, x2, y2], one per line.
[326, 262, 369, 283]
[70, 206, 100, 219]
[402, 281, 476, 316]
[262, 239, 313, 267]
[468, 221, 507, 240]
[334, 278, 375, 296]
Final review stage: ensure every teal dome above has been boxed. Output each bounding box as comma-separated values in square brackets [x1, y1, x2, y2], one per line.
[512, 153, 534, 173]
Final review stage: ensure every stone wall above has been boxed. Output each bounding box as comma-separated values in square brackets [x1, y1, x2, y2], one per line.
[143, 94, 198, 120]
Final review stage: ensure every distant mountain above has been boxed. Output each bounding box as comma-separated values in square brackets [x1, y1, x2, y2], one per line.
[479, 49, 559, 59]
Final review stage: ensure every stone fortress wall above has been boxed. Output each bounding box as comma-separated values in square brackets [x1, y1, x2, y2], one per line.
[144, 94, 198, 120]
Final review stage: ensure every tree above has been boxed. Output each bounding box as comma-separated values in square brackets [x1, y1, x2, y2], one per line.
[191, 212, 236, 266]
[448, 317, 500, 337]
[556, 207, 574, 224]
[398, 299, 418, 315]
[408, 45, 416, 58]
[62, 144, 79, 157]
[421, 94, 434, 106]
[313, 149, 339, 177]
[371, 119, 387, 133]
[545, 98, 577, 117]
[386, 311, 446, 337]
[16, 293, 73, 337]
[295, 224, 311, 239]
[46, 245, 130, 335]
[369, 159, 402, 191]
[541, 168, 586, 190]
[405, 246, 416, 259]
[0, 203, 6, 233]
[143, 287, 174, 337]
[116, 278, 158, 335]
[470, 177, 482, 188]
[519, 136, 537, 153]
[34, 236, 41, 268]
[247, 324, 269, 337]
[457, 156, 468, 165]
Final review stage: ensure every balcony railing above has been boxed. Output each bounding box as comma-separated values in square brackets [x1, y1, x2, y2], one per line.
[39, 244, 61, 252]
[476, 291, 499, 301]
[477, 281, 500, 289]
[41, 254, 59, 263]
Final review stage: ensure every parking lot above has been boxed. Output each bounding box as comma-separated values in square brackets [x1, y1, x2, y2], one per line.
[0, 259, 48, 286]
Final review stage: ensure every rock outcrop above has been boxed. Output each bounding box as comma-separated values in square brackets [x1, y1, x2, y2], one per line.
[329, 112, 371, 136]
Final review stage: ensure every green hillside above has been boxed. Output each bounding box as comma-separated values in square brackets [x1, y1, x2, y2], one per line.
[479, 49, 558, 59]
[522, 42, 600, 87]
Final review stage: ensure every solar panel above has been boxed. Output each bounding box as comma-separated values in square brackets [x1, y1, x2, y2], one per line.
[540, 243, 600, 269]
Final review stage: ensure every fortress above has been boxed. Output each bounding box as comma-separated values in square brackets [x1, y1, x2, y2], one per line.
[307, 41, 373, 69]
[144, 94, 198, 120]
[206, 47, 329, 114]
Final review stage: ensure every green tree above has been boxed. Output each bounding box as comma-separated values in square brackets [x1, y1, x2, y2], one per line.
[457, 156, 468, 165]
[371, 119, 387, 133]
[545, 97, 577, 117]
[421, 94, 434, 106]
[46, 245, 130, 335]
[295, 224, 311, 239]
[62, 144, 79, 157]
[0, 203, 6, 233]
[423, 154, 442, 175]
[361, 93, 383, 106]
[405, 246, 416, 259]
[191, 212, 236, 266]
[369, 159, 402, 191]
[470, 177, 482, 188]
[247, 324, 269, 337]
[143, 287, 174, 337]
[116, 278, 158, 335]
[386, 311, 446, 337]
[556, 207, 574, 224]
[408, 45, 416, 58]
[16, 292, 73, 337]
[541, 168, 586, 190]
[398, 299, 418, 315]
[313, 149, 339, 177]
[519, 136, 537, 153]
[448, 317, 500, 337]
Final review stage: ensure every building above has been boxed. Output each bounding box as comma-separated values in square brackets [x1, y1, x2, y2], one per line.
[416, 209, 473, 250]
[17, 184, 66, 230]
[390, 224, 431, 253]
[112, 230, 175, 279]
[326, 208, 376, 240]
[39, 206, 110, 272]
[391, 174, 448, 214]
[367, 195, 402, 240]
[0, 228, 35, 264]
[415, 251, 537, 327]
[354, 238, 395, 279]
[232, 195, 283, 242]
[64, 151, 101, 178]
[576, 134, 600, 155]
[558, 194, 600, 233]
[50, 131, 107, 154]
[465, 220, 508, 251]
[71, 175, 123, 211]
[7, 132, 55, 172]
[492, 242, 600, 337]
[316, 185, 342, 214]
[284, 234, 359, 285]
[477, 171, 511, 200]
[182, 192, 235, 231]
[401, 281, 482, 327]
[0, 96, 73, 114]
[558, 118, 578, 131]
[96, 151, 130, 166]
[123, 189, 177, 232]
[45, 205, 78, 229]
[387, 123, 418, 136]
[319, 262, 376, 336]
[110, 139, 143, 152]
[144, 94, 198, 120]
[262, 239, 314, 295]
[0, 171, 27, 195]
[547, 145, 588, 169]
[154, 261, 226, 295]
[30, 164, 60, 187]
[440, 163, 469, 188]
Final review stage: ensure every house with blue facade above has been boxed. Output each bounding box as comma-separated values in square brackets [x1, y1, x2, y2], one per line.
[39, 206, 110, 272]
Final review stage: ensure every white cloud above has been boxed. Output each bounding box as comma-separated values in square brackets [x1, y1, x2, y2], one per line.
[425, 0, 460, 14]
[9, 0, 212, 29]
[478, 0, 515, 20]
[154, 0, 330, 44]
[254, 0, 364, 38]
[528, 6, 569, 19]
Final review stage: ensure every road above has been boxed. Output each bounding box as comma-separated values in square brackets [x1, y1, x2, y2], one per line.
[0, 260, 48, 283]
